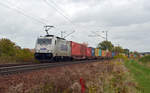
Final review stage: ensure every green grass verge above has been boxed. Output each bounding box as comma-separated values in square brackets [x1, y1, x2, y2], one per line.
[139, 55, 150, 63]
[125, 60, 150, 93]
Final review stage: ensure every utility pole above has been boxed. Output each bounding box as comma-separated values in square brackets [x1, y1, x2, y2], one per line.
[106, 31, 108, 41]
[44, 25, 55, 35]
[60, 31, 66, 38]
[102, 30, 109, 51]
[89, 31, 106, 39]
[102, 31, 108, 41]
[88, 31, 106, 48]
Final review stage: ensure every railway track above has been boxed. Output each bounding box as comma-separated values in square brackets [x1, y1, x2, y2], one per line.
[0, 60, 101, 75]
[0, 62, 37, 67]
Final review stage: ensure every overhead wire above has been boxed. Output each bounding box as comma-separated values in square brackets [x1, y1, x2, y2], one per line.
[43, 0, 76, 30]
[43, 0, 76, 39]
[64, 30, 75, 38]
[0, 1, 47, 25]
[90, 31, 106, 39]
[0, 0, 76, 39]
[8, 0, 48, 24]
[47, 0, 71, 19]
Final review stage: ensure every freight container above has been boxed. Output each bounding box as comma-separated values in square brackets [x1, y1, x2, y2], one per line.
[106, 51, 110, 57]
[107, 52, 112, 58]
[102, 50, 106, 57]
[91, 48, 95, 56]
[134, 54, 137, 58]
[80, 44, 87, 57]
[112, 52, 115, 57]
[95, 48, 99, 57]
[130, 54, 134, 58]
[86, 47, 92, 57]
[70, 41, 86, 59]
[106, 51, 108, 57]
[99, 49, 102, 56]
[110, 52, 112, 57]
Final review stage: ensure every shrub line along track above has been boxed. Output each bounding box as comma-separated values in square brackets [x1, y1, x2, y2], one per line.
[0, 60, 104, 75]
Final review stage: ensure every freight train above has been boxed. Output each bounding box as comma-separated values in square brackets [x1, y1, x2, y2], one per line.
[34, 35, 116, 62]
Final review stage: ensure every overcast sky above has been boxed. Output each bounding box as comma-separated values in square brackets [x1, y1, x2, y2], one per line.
[0, 0, 150, 52]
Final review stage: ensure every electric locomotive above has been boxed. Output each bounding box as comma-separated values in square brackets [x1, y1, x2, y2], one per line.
[34, 34, 71, 61]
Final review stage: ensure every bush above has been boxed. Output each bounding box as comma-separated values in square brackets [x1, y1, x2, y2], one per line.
[0, 38, 34, 63]
[139, 55, 150, 63]
[16, 49, 34, 62]
[114, 54, 128, 61]
[0, 38, 16, 57]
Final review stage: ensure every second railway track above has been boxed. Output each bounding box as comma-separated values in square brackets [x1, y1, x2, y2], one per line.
[0, 60, 102, 75]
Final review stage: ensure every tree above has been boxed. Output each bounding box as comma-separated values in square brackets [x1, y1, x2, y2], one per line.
[0, 38, 34, 63]
[123, 49, 129, 54]
[112, 46, 124, 53]
[0, 38, 16, 57]
[97, 41, 114, 51]
[133, 51, 140, 57]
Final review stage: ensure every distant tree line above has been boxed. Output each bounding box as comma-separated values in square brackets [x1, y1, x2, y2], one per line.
[97, 41, 126, 53]
[97, 40, 139, 57]
[0, 38, 34, 63]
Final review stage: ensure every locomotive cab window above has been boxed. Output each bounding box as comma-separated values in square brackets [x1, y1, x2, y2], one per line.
[37, 39, 52, 45]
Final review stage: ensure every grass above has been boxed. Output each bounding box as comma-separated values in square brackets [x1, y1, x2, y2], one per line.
[28, 61, 138, 93]
[139, 55, 150, 63]
[1, 60, 138, 93]
[125, 60, 150, 93]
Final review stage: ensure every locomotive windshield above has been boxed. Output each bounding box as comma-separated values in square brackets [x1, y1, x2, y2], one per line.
[37, 39, 52, 45]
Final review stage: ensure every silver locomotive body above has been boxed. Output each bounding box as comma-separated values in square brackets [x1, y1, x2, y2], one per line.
[34, 35, 71, 61]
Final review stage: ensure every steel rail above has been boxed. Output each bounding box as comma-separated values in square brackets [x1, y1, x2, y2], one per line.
[0, 63, 38, 67]
[0, 60, 102, 75]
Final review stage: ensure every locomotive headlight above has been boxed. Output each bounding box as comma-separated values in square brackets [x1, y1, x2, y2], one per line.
[36, 50, 40, 52]
[48, 50, 52, 53]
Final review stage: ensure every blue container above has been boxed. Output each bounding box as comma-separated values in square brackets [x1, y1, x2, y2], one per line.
[99, 49, 102, 56]
[112, 52, 115, 57]
[134, 54, 137, 58]
[91, 48, 95, 56]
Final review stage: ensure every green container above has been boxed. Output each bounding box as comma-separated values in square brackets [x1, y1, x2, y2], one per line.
[99, 49, 102, 56]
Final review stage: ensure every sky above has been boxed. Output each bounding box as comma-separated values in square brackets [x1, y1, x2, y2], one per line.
[0, 0, 150, 52]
